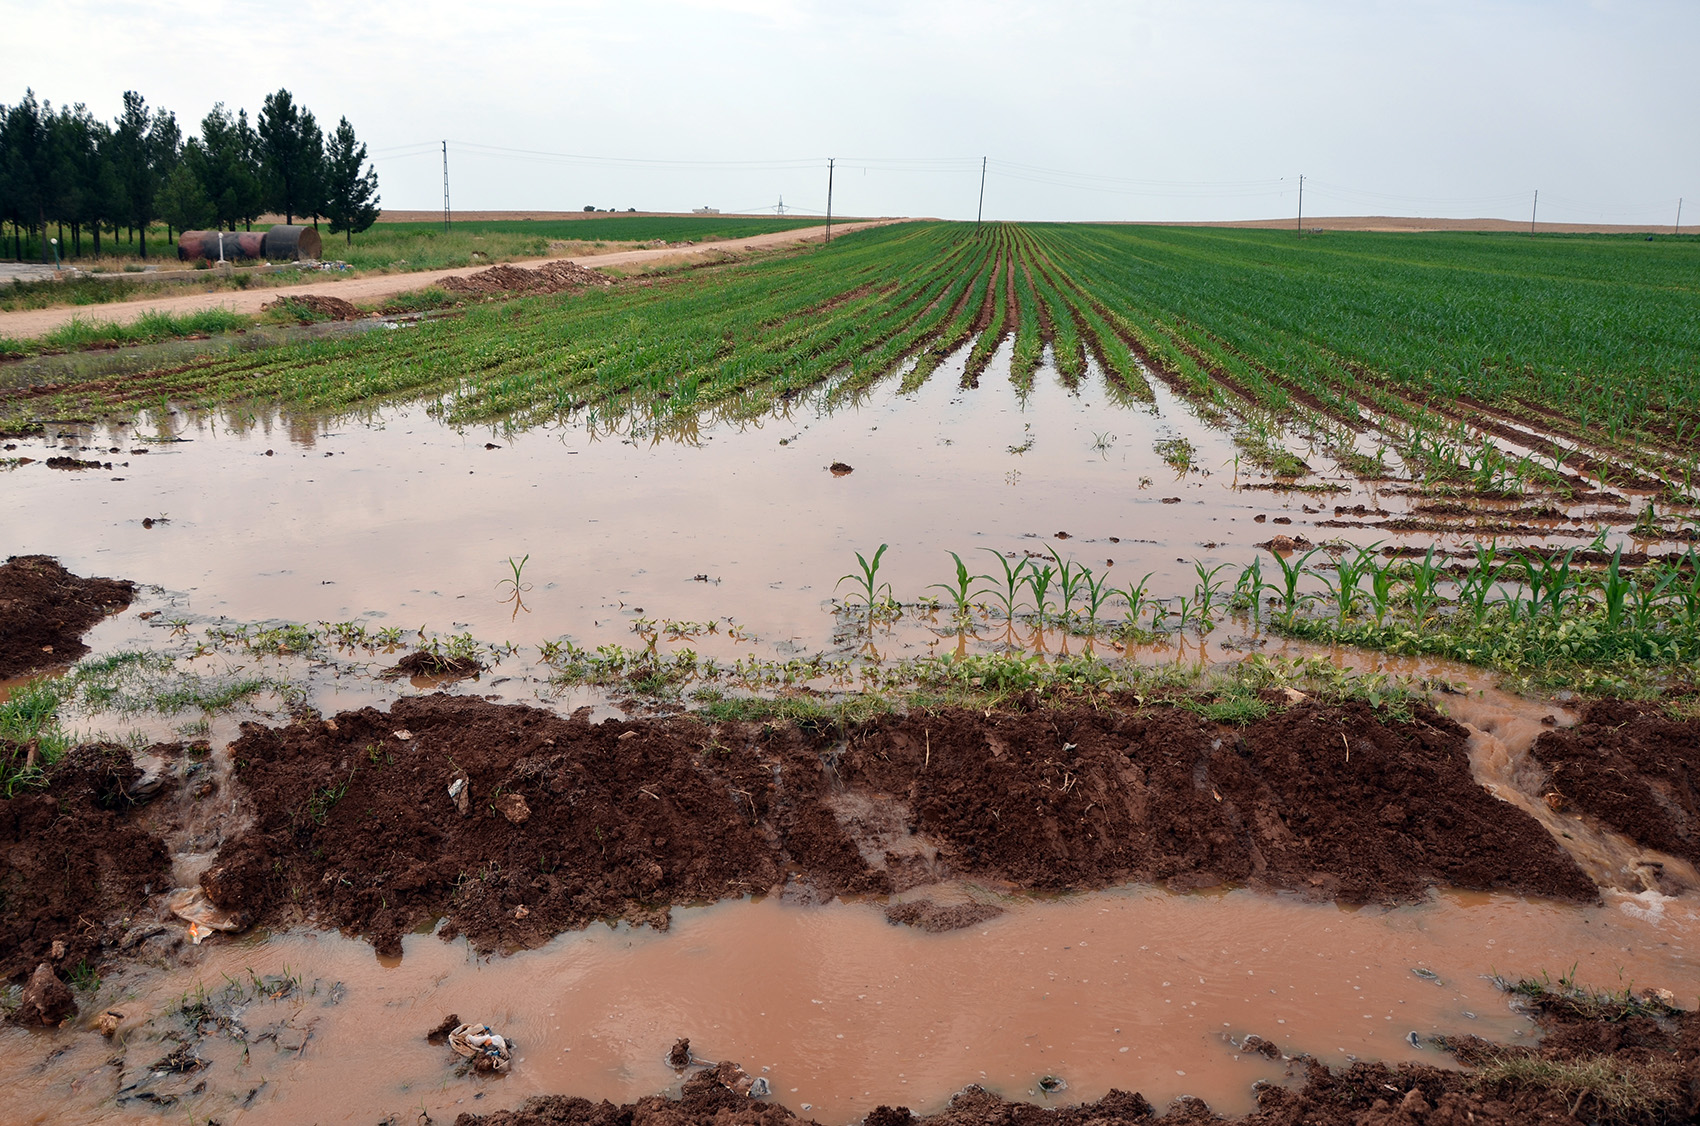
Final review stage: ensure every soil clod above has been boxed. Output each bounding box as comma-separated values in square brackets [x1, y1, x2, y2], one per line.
[10, 962, 77, 1026]
[883, 899, 1004, 932]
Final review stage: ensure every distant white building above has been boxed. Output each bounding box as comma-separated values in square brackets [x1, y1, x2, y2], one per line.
[692, 207, 721, 214]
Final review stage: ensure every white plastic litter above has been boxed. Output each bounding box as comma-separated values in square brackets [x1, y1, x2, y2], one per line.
[167, 888, 245, 944]
[448, 1022, 512, 1073]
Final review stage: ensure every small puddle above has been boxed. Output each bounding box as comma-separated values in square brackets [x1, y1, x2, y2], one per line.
[2, 887, 1694, 1125]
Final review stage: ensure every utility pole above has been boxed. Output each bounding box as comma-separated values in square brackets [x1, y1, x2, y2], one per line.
[976, 156, 987, 231]
[776, 195, 785, 216]
[825, 158, 835, 243]
[1296, 174, 1304, 234]
[442, 141, 451, 232]
[1676, 198, 1683, 236]
[1530, 189, 1538, 235]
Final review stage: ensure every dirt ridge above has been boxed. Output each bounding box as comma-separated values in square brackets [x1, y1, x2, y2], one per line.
[194, 693, 1594, 959]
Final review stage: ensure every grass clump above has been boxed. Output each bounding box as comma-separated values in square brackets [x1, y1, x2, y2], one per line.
[0, 678, 74, 795]
[1475, 1055, 1683, 1123]
[4, 308, 254, 358]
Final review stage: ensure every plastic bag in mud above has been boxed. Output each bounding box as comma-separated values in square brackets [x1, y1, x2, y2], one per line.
[167, 888, 248, 944]
[448, 1022, 512, 1073]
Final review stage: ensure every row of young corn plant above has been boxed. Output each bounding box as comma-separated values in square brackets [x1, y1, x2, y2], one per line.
[834, 540, 1700, 683]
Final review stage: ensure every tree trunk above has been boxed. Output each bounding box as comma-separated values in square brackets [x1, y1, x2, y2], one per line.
[73, 223, 81, 257]
[93, 225, 100, 257]
[141, 226, 148, 260]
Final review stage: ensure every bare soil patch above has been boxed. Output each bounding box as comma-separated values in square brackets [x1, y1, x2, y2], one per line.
[1532, 700, 1700, 866]
[195, 694, 1592, 959]
[0, 554, 135, 678]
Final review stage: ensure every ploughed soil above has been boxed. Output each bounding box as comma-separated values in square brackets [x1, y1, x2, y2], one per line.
[0, 554, 135, 678]
[196, 693, 1595, 958]
[0, 744, 171, 981]
[453, 989, 1700, 1125]
[1533, 699, 1700, 866]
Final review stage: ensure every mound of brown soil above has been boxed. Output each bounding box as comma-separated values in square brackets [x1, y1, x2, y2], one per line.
[263, 294, 362, 320]
[199, 695, 1591, 958]
[0, 554, 135, 678]
[1532, 700, 1700, 865]
[0, 744, 171, 981]
[844, 702, 1594, 903]
[439, 261, 615, 296]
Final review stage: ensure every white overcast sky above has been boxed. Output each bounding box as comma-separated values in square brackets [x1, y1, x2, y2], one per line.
[5, 0, 1696, 223]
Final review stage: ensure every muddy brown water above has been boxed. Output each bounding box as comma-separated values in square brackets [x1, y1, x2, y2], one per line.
[2, 887, 1695, 1125]
[2, 343, 1668, 672]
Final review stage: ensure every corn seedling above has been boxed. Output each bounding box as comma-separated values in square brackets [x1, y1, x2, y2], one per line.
[1191, 560, 1232, 628]
[976, 549, 1032, 622]
[837, 544, 893, 625]
[1046, 546, 1087, 623]
[928, 551, 978, 619]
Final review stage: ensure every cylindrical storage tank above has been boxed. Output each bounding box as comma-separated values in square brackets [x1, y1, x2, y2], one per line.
[177, 230, 266, 260]
[261, 225, 323, 261]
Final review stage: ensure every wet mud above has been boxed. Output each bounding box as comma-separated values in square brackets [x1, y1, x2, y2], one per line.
[0, 553, 134, 678]
[192, 693, 1600, 960]
[1533, 700, 1700, 868]
[0, 743, 171, 980]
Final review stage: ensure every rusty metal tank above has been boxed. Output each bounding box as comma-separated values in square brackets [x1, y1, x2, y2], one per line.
[176, 225, 324, 262]
[177, 230, 265, 260]
[261, 224, 322, 261]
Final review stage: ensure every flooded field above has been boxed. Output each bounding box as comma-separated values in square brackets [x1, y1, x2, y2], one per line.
[4, 341, 1678, 678]
[4, 243, 1700, 1126]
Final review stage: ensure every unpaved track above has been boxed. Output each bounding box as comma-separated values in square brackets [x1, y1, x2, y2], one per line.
[0, 221, 894, 340]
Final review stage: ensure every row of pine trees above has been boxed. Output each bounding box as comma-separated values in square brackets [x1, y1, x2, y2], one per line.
[0, 88, 381, 262]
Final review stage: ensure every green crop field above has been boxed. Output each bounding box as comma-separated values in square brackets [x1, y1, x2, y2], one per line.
[26, 221, 1695, 487]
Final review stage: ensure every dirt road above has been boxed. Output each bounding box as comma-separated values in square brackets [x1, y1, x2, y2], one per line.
[0, 221, 893, 341]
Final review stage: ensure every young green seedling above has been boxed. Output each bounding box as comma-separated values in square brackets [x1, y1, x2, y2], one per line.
[976, 549, 1032, 622]
[837, 543, 892, 610]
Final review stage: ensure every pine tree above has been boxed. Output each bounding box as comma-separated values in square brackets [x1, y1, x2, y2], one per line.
[322, 116, 380, 246]
[257, 89, 323, 226]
